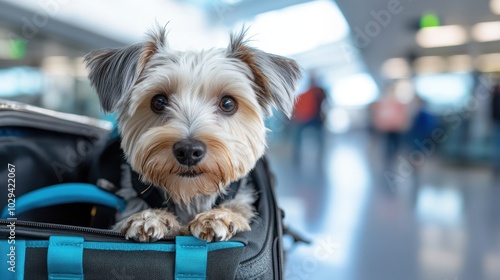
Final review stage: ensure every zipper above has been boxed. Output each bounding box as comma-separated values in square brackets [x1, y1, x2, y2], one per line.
[0, 219, 180, 243]
[0, 219, 124, 237]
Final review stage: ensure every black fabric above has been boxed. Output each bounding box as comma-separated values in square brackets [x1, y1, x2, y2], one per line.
[130, 166, 166, 209]
[215, 180, 241, 205]
[88, 131, 123, 193]
[88, 134, 166, 212]
[25, 248, 48, 280]
[492, 87, 500, 122]
[1, 158, 282, 280]
[234, 158, 281, 279]
[23, 246, 245, 280]
[0, 126, 108, 226]
[84, 250, 174, 279]
[207, 248, 246, 280]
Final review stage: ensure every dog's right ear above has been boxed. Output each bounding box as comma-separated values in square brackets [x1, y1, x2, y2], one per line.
[227, 29, 301, 118]
[84, 26, 168, 113]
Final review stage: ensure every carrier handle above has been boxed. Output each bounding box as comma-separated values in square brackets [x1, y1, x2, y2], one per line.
[1, 183, 126, 219]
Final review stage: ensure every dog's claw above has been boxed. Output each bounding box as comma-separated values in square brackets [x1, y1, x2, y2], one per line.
[114, 209, 180, 242]
[165, 219, 172, 231]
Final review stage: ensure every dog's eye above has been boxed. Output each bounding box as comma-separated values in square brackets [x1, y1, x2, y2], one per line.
[151, 94, 168, 113]
[219, 96, 237, 115]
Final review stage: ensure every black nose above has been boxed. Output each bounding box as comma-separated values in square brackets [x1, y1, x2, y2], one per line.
[173, 139, 206, 166]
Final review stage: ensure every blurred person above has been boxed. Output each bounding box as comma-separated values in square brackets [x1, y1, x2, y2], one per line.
[457, 70, 486, 159]
[406, 96, 438, 187]
[491, 82, 500, 178]
[371, 83, 412, 170]
[291, 73, 327, 168]
[407, 97, 438, 150]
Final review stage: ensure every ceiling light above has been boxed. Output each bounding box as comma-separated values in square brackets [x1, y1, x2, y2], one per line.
[414, 73, 472, 105]
[247, 0, 349, 55]
[416, 25, 468, 48]
[381, 58, 410, 79]
[490, 0, 500, 14]
[476, 53, 500, 72]
[414, 56, 447, 74]
[472, 21, 500, 42]
[393, 79, 415, 104]
[448, 55, 472, 72]
[326, 108, 351, 134]
[332, 73, 378, 107]
[42, 56, 73, 76]
[73, 57, 88, 77]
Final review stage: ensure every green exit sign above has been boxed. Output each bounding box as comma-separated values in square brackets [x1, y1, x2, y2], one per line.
[420, 12, 441, 28]
[8, 39, 26, 60]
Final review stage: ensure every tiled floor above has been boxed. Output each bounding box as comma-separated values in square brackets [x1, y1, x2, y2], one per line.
[268, 130, 500, 280]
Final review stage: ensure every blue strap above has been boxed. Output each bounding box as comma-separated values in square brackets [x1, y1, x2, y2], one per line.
[175, 236, 208, 280]
[0, 183, 126, 219]
[47, 236, 84, 280]
[19, 239, 243, 252]
[0, 239, 26, 280]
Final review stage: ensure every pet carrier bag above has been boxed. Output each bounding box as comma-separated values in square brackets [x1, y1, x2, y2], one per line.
[0, 99, 286, 279]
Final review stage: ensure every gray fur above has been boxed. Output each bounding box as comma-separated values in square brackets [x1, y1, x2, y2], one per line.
[220, 176, 257, 221]
[173, 193, 218, 225]
[84, 25, 168, 113]
[253, 50, 301, 117]
[115, 164, 150, 222]
[84, 43, 143, 113]
[173, 176, 256, 225]
[146, 24, 168, 50]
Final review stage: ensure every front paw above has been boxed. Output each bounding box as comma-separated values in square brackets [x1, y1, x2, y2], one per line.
[114, 209, 180, 242]
[188, 208, 251, 242]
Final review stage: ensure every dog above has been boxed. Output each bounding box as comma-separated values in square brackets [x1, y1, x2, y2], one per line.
[84, 25, 300, 242]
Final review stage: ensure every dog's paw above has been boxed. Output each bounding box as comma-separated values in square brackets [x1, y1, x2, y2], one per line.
[188, 208, 251, 242]
[114, 209, 180, 242]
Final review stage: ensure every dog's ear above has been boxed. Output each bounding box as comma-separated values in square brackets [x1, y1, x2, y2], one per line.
[227, 30, 301, 118]
[84, 26, 168, 112]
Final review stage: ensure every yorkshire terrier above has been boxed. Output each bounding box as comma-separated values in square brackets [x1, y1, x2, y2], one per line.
[84, 26, 300, 242]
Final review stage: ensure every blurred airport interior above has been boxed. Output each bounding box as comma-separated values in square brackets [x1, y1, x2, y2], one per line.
[1, 0, 500, 279]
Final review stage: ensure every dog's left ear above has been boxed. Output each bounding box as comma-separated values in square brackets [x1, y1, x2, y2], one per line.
[85, 26, 168, 113]
[227, 31, 301, 118]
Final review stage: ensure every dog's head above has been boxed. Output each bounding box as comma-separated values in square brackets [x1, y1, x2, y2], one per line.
[85, 26, 301, 204]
